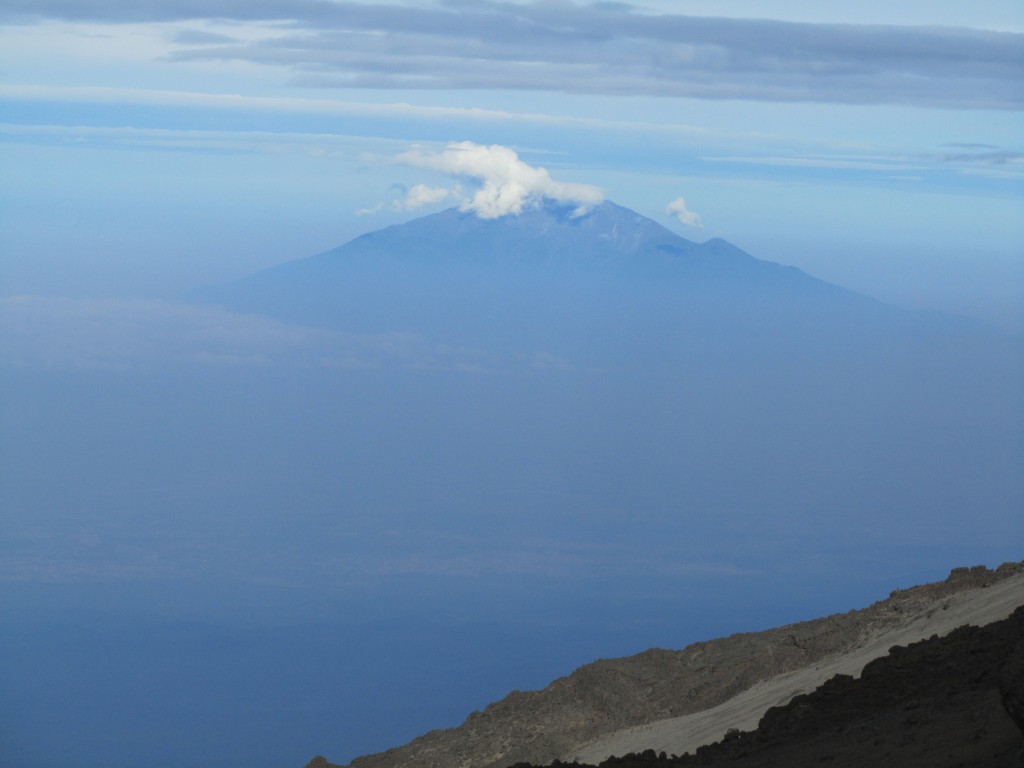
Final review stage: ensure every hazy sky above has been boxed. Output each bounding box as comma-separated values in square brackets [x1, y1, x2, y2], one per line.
[2, 7, 1023, 767]
[1, 0, 1022, 328]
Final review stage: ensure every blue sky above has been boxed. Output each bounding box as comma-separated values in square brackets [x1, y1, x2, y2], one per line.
[1, 0, 1022, 328]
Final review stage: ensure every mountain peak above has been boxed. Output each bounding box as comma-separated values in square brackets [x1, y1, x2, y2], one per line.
[346, 199, 700, 266]
[191, 200, 868, 345]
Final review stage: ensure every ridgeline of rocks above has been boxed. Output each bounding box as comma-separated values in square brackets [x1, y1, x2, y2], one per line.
[306, 562, 1024, 768]
[508, 603, 1024, 767]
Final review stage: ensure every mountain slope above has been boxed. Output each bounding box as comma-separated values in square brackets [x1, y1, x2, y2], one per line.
[517, 603, 1024, 768]
[568, 566, 1024, 763]
[305, 563, 1024, 768]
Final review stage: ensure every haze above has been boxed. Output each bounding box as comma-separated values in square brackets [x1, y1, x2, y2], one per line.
[1, 3, 1022, 768]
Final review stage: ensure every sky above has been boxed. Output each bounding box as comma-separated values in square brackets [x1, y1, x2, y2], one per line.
[1, 5, 1023, 767]
[1, 0, 1022, 329]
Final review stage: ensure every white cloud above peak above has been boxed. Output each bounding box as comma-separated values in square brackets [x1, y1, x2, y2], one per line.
[666, 196, 703, 228]
[401, 183, 453, 210]
[395, 142, 604, 219]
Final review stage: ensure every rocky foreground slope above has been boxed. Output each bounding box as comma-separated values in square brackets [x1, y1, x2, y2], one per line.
[307, 563, 1024, 768]
[515, 603, 1024, 768]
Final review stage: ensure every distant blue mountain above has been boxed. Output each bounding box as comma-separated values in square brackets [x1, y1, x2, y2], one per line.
[193, 200, 891, 354]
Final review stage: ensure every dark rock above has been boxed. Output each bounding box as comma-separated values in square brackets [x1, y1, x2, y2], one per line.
[999, 639, 1024, 733]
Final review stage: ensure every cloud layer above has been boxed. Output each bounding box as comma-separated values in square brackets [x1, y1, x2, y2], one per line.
[393, 141, 604, 218]
[4, 1, 1022, 109]
[0, 296, 497, 372]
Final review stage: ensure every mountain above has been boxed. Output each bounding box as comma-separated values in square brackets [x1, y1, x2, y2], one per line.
[200, 200, 850, 299]
[191, 201, 884, 354]
[304, 563, 1024, 768]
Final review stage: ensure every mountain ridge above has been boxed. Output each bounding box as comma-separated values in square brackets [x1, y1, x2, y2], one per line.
[305, 562, 1024, 768]
[511, 604, 1024, 768]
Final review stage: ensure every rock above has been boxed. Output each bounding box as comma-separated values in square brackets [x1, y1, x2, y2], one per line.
[328, 563, 1024, 768]
[999, 640, 1024, 733]
[502, 607, 1024, 768]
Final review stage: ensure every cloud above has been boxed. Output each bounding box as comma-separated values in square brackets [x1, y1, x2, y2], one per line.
[0, 296, 504, 372]
[357, 182, 456, 215]
[702, 147, 1024, 182]
[666, 196, 702, 228]
[168, 29, 237, 46]
[401, 183, 454, 210]
[0, 119, 386, 157]
[7, 2, 1017, 109]
[0, 83, 740, 145]
[0, 83, 557, 124]
[395, 141, 604, 219]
